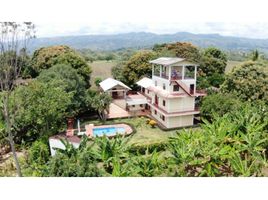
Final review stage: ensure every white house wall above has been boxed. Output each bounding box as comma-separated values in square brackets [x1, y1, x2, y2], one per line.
[49, 138, 80, 156]
[167, 115, 194, 128]
[152, 75, 194, 95]
[151, 108, 168, 127]
[167, 97, 195, 113]
[107, 85, 128, 97]
[145, 88, 153, 99]
[152, 76, 170, 92]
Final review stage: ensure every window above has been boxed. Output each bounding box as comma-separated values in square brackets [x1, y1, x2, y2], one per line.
[173, 85, 180, 92]
[163, 83, 166, 90]
[140, 104, 143, 108]
[154, 110, 157, 115]
[163, 100, 166, 106]
[147, 90, 150, 94]
[161, 115, 165, 121]
[155, 81, 157, 86]
[132, 105, 135, 108]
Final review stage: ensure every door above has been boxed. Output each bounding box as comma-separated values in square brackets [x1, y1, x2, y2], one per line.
[112, 89, 118, 98]
[190, 84, 195, 95]
[155, 95, 158, 106]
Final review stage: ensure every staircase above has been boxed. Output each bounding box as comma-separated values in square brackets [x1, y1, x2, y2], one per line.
[174, 80, 192, 96]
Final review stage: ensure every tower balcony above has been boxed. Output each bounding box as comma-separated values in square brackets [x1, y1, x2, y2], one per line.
[152, 64, 197, 81]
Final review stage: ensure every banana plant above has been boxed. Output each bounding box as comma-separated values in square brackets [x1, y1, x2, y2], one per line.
[131, 149, 163, 177]
[92, 134, 131, 174]
[111, 156, 134, 177]
[55, 135, 92, 158]
[230, 152, 262, 176]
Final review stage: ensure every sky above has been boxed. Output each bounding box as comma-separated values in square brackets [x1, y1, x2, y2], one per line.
[35, 22, 268, 39]
[2, 0, 268, 39]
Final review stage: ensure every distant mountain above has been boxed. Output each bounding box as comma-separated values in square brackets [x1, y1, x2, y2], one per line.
[28, 32, 268, 53]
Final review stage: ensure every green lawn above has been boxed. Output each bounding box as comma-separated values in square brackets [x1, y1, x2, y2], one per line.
[80, 117, 199, 145]
[89, 60, 117, 89]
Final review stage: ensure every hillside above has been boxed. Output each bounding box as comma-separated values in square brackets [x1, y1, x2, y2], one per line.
[28, 32, 268, 54]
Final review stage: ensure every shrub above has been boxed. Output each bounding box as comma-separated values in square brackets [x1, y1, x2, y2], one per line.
[27, 140, 50, 165]
[149, 120, 157, 128]
[129, 142, 168, 155]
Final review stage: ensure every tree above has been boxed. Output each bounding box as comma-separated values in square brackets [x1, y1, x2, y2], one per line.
[30, 45, 92, 86]
[87, 93, 112, 121]
[121, 51, 157, 88]
[0, 22, 35, 176]
[105, 53, 115, 62]
[9, 81, 72, 142]
[153, 42, 201, 62]
[200, 93, 242, 121]
[200, 47, 227, 76]
[197, 47, 227, 89]
[94, 77, 102, 87]
[37, 64, 87, 115]
[251, 50, 259, 61]
[111, 61, 125, 82]
[221, 61, 268, 102]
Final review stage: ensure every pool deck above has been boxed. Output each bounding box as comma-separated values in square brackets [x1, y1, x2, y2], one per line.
[49, 124, 133, 152]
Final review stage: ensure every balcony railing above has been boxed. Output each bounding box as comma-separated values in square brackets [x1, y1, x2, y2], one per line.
[152, 103, 200, 115]
[153, 73, 183, 80]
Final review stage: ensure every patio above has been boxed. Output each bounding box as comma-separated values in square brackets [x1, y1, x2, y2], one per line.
[107, 102, 150, 119]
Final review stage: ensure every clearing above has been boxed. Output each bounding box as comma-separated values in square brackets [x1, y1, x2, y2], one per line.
[225, 60, 242, 73]
[90, 60, 117, 89]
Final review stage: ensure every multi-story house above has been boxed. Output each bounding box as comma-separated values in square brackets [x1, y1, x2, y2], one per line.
[137, 57, 206, 129]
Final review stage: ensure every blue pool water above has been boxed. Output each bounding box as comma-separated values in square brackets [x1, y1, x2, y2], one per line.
[93, 127, 126, 136]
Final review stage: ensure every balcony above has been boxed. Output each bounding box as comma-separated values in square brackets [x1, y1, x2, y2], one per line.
[153, 64, 197, 81]
[151, 102, 200, 116]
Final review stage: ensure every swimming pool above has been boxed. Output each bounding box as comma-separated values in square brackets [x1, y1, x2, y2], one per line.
[93, 127, 126, 137]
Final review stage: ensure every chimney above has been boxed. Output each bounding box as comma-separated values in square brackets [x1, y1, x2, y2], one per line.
[66, 118, 74, 137]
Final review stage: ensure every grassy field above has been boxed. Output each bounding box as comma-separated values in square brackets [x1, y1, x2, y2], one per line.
[89, 60, 117, 89]
[225, 60, 242, 73]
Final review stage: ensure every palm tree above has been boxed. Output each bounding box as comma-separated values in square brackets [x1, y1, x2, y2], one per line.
[89, 93, 112, 122]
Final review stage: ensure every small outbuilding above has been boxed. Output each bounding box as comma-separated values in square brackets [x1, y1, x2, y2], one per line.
[99, 78, 131, 99]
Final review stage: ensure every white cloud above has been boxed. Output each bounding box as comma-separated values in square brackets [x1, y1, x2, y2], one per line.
[35, 22, 268, 39]
[2, 0, 268, 38]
